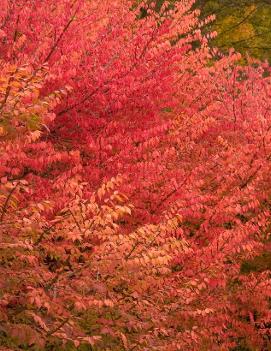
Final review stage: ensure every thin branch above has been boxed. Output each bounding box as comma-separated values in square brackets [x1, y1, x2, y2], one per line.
[216, 4, 261, 37]
[43, 1, 80, 63]
[218, 29, 271, 48]
[0, 66, 19, 111]
[68, 209, 83, 233]
[0, 182, 19, 222]
[46, 318, 69, 337]
[57, 26, 159, 116]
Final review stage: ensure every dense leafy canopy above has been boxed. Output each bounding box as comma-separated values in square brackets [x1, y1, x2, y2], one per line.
[0, 1, 271, 351]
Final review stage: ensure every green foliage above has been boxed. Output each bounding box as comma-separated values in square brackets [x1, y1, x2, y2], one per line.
[201, 0, 271, 62]
[144, 0, 271, 61]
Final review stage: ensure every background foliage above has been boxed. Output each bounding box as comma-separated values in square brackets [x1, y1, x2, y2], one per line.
[142, 0, 271, 61]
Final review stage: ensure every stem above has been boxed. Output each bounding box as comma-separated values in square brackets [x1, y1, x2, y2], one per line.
[0, 182, 19, 222]
[69, 209, 83, 233]
[43, 1, 79, 63]
[47, 318, 69, 337]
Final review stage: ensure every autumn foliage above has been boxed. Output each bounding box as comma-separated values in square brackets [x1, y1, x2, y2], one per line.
[0, 0, 271, 350]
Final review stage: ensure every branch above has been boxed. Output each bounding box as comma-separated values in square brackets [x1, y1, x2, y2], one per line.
[57, 26, 159, 116]
[43, 1, 80, 63]
[46, 318, 69, 337]
[217, 29, 271, 48]
[0, 66, 19, 111]
[34, 221, 60, 246]
[216, 4, 262, 37]
[0, 182, 19, 222]
[125, 241, 141, 260]
[68, 208, 83, 233]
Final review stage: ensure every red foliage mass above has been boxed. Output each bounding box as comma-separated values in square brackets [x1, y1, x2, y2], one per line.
[0, 1, 271, 350]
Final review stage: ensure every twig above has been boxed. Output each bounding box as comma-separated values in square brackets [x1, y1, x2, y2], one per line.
[0, 182, 19, 222]
[47, 318, 69, 337]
